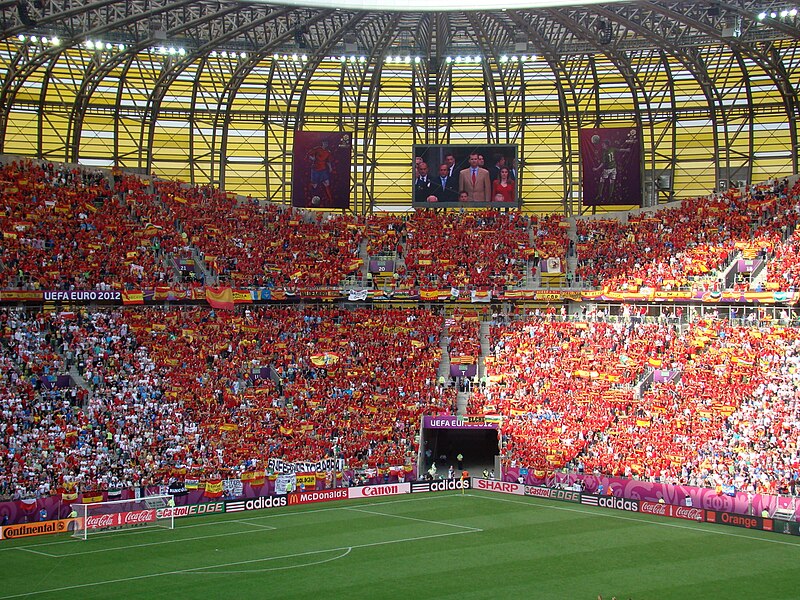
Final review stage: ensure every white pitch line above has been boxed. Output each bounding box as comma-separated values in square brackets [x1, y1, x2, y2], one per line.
[238, 520, 277, 531]
[467, 492, 800, 548]
[343, 506, 483, 532]
[15, 548, 58, 558]
[32, 528, 275, 558]
[0, 528, 479, 599]
[179, 547, 353, 575]
[0, 514, 275, 553]
[0, 493, 459, 555]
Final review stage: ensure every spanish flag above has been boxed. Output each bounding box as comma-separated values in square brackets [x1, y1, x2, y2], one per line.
[81, 491, 104, 503]
[203, 479, 224, 498]
[233, 289, 253, 304]
[206, 286, 235, 311]
[122, 290, 144, 305]
[60, 487, 78, 502]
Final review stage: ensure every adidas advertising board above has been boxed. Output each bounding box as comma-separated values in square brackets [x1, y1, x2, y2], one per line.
[225, 495, 288, 513]
[410, 479, 471, 493]
[348, 483, 410, 499]
[474, 479, 524, 495]
[580, 494, 640, 512]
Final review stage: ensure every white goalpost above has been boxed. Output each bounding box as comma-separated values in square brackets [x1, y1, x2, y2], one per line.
[71, 495, 174, 540]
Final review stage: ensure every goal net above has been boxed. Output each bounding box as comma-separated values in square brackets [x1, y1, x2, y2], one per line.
[71, 495, 174, 540]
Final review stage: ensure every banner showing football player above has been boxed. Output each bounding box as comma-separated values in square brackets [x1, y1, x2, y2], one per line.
[292, 131, 352, 209]
[581, 127, 641, 207]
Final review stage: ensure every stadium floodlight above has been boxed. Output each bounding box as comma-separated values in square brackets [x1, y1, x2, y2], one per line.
[72, 495, 174, 541]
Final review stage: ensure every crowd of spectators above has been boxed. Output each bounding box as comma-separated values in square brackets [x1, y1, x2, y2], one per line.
[6, 159, 800, 296]
[575, 179, 800, 292]
[0, 306, 453, 500]
[0, 162, 181, 291]
[445, 310, 481, 363]
[5, 160, 800, 505]
[400, 210, 531, 291]
[473, 312, 800, 493]
[470, 318, 673, 470]
[155, 180, 366, 289]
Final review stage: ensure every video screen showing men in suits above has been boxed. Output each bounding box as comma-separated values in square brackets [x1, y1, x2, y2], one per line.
[412, 144, 519, 208]
[292, 130, 352, 209]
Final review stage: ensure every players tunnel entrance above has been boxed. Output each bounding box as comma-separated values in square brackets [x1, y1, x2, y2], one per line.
[418, 416, 500, 478]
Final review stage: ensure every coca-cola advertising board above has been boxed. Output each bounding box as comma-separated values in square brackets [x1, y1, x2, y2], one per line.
[639, 501, 704, 522]
[86, 509, 156, 530]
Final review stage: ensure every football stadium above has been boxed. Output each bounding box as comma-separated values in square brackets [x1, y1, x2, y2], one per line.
[1, 0, 800, 597]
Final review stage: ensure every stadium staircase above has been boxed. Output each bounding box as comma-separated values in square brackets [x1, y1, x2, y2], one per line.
[566, 218, 579, 288]
[772, 499, 797, 520]
[438, 322, 451, 383]
[68, 366, 92, 399]
[748, 260, 769, 291]
[358, 238, 370, 287]
[191, 248, 216, 285]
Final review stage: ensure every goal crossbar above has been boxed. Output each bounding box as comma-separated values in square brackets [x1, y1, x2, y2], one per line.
[71, 495, 174, 540]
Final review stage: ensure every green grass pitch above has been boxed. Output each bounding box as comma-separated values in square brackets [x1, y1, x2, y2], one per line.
[1, 490, 798, 599]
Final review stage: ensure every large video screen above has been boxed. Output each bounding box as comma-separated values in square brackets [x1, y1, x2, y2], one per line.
[412, 144, 520, 209]
[292, 131, 352, 210]
[580, 127, 642, 207]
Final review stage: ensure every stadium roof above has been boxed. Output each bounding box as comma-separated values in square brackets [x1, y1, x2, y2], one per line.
[1, 1, 798, 212]
[5, 0, 797, 60]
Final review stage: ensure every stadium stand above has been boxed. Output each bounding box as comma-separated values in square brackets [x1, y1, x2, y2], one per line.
[2, 164, 800, 508]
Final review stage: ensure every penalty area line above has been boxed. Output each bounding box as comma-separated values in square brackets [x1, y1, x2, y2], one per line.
[178, 547, 353, 575]
[342, 506, 483, 532]
[0, 528, 480, 598]
[15, 548, 58, 558]
[21, 528, 276, 559]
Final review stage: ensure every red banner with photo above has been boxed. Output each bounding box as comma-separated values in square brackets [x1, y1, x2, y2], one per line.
[291, 131, 352, 210]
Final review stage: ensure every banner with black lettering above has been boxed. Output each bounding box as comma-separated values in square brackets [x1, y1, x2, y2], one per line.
[268, 458, 344, 474]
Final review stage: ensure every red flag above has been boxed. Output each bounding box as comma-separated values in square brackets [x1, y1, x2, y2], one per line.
[16, 498, 38, 512]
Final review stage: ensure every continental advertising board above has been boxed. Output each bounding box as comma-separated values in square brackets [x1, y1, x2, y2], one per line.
[0, 518, 76, 540]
